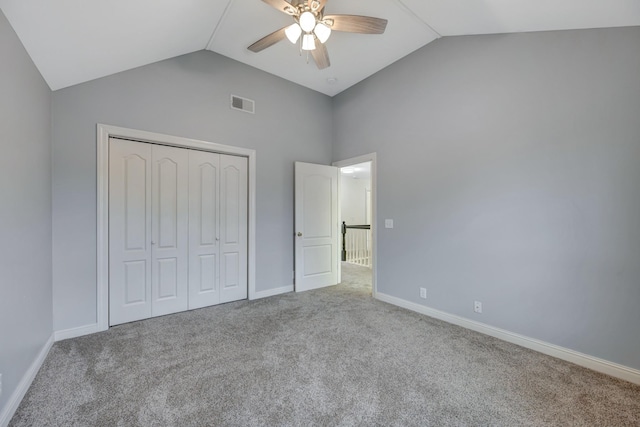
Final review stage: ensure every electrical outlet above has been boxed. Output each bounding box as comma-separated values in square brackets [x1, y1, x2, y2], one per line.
[474, 301, 482, 313]
[419, 287, 427, 299]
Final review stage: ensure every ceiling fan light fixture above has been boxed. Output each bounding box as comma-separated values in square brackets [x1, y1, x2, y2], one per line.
[314, 22, 331, 43]
[285, 23, 302, 43]
[299, 11, 316, 33]
[301, 34, 316, 51]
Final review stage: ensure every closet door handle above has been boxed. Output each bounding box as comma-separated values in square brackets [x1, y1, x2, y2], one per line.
[297, 232, 302, 237]
[151, 241, 156, 245]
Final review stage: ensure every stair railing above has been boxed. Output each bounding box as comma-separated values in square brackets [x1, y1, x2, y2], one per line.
[341, 221, 372, 267]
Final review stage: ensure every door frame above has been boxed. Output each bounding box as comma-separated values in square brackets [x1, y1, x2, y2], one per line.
[332, 153, 377, 297]
[97, 124, 256, 332]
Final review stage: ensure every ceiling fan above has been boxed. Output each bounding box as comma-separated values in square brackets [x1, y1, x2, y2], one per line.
[248, 0, 388, 69]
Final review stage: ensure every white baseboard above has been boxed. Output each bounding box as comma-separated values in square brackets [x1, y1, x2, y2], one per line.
[376, 292, 640, 385]
[252, 285, 294, 300]
[0, 334, 54, 427]
[54, 323, 101, 341]
[54, 288, 296, 339]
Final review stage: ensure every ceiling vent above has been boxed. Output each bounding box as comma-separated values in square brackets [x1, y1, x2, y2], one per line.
[230, 95, 255, 114]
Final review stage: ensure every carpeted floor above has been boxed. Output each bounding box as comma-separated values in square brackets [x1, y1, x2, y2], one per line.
[11, 263, 640, 426]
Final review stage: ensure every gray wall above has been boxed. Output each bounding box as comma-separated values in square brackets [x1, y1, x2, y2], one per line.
[0, 10, 52, 416]
[52, 51, 333, 331]
[333, 27, 640, 369]
[341, 175, 370, 225]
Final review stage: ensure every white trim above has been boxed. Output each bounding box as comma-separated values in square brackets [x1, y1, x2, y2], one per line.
[333, 153, 377, 298]
[376, 292, 640, 385]
[0, 334, 54, 427]
[335, 173, 342, 285]
[253, 285, 294, 299]
[97, 124, 257, 333]
[247, 152, 257, 301]
[54, 323, 101, 342]
[97, 125, 110, 332]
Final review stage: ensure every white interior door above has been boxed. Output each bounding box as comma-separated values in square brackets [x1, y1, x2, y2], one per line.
[109, 138, 152, 326]
[220, 155, 248, 303]
[295, 162, 339, 292]
[151, 145, 189, 317]
[188, 150, 221, 309]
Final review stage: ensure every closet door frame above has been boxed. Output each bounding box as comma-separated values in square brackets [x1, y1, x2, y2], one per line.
[97, 124, 256, 332]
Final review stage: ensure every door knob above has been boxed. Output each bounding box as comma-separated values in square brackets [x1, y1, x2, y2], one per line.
[297, 232, 302, 237]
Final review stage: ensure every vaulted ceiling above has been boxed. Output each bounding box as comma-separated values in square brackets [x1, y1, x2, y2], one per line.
[2, 0, 639, 96]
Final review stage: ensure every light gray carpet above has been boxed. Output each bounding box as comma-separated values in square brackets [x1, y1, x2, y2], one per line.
[11, 263, 640, 426]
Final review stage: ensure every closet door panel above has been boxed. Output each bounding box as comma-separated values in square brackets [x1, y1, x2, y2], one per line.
[223, 253, 240, 288]
[109, 138, 152, 326]
[151, 145, 189, 316]
[188, 150, 221, 309]
[220, 155, 248, 303]
[198, 255, 216, 292]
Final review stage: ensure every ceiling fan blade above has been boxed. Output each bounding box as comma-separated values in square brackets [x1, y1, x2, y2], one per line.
[323, 15, 388, 34]
[311, 39, 330, 69]
[261, 0, 297, 15]
[248, 27, 287, 53]
[307, 0, 327, 13]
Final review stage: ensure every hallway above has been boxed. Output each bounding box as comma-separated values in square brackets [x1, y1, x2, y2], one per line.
[339, 262, 372, 295]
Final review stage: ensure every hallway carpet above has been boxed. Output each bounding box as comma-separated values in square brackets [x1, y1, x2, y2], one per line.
[11, 264, 640, 426]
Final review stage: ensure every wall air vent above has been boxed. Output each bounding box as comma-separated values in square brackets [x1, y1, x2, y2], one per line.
[230, 95, 255, 114]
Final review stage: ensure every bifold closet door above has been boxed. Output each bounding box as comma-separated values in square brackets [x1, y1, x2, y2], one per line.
[109, 139, 189, 326]
[109, 139, 152, 325]
[188, 150, 221, 309]
[110, 138, 247, 326]
[151, 145, 189, 317]
[189, 152, 248, 307]
[220, 155, 248, 303]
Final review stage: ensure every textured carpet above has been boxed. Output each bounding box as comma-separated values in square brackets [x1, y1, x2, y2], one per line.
[11, 263, 640, 426]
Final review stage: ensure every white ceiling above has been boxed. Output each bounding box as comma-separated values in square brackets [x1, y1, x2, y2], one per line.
[2, 0, 639, 96]
[341, 162, 371, 180]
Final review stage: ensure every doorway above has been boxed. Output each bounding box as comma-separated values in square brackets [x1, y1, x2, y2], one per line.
[333, 153, 377, 297]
